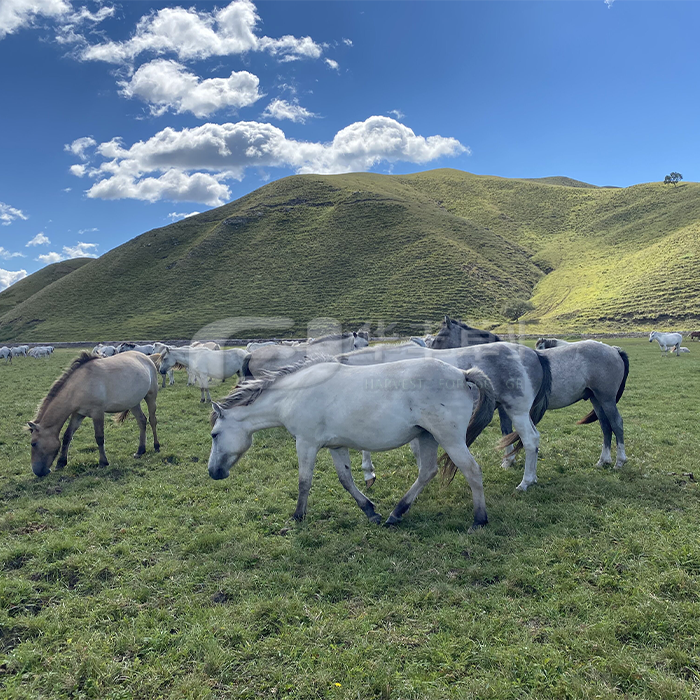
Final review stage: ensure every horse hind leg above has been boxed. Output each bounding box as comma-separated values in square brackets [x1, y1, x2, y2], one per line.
[329, 447, 382, 524]
[145, 390, 160, 452]
[385, 432, 441, 527]
[93, 413, 109, 467]
[589, 396, 613, 466]
[509, 414, 540, 492]
[56, 412, 85, 468]
[595, 398, 626, 468]
[361, 450, 376, 488]
[130, 404, 148, 457]
[498, 405, 516, 469]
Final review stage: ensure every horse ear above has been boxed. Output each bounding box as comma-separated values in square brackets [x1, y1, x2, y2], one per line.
[444, 315, 452, 327]
[353, 332, 357, 337]
[212, 403, 224, 419]
[27, 421, 39, 432]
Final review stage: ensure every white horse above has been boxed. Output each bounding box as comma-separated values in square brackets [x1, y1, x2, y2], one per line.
[680, 347, 690, 353]
[158, 346, 250, 402]
[0, 346, 11, 363]
[649, 331, 683, 355]
[246, 341, 278, 352]
[93, 344, 117, 357]
[10, 346, 28, 358]
[209, 358, 496, 530]
[28, 346, 51, 358]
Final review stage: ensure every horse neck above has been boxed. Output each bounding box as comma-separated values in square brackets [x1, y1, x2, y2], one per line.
[37, 381, 79, 432]
[230, 393, 282, 432]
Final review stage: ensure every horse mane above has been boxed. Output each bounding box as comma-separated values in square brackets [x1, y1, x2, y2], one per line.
[307, 333, 353, 345]
[34, 352, 99, 422]
[212, 356, 336, 423]
[536, 338, 560, 349]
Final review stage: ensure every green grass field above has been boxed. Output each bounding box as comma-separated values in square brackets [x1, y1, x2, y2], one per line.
[2, 340, 700, 699]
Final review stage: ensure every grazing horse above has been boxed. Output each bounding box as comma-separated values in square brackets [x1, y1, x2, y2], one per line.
[157, 346, 250, 402]
[209, 358, 496, 530]
[1, 346, 11, 363]
[27, 352, 160, 477]
[690, 332, 700, 341]
[93, 344, 117, 357]
[535, 338, 572, 350]
[11, 346, 28, 358]
[245, 332, 369, 378]
[649, 331, 683, 355]
[338, 342, 551, 492]
[28, 346, 51, 358]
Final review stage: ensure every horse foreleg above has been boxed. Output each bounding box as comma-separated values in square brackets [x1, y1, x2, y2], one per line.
[329, 447, 381, 524]
[361, 450, 376, 487]
[497, 405, 516, 469]
[168, 369, 174, 386]
[385, 432, 440, 527]
[56, 412, 84, 469]
[293, 438, 319, 521]
[93, 414, 109, 467]
[130, 404, 148, 457]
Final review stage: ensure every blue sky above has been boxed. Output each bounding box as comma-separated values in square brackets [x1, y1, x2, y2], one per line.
[1, 0, 698, 289]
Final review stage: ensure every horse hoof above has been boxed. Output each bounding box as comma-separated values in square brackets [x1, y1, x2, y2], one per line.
[154, 444, 161, 452]
[133, 451, 145, 459]
[383, 515, 401, 527]
[516, 480, 534, 492]
[368, 513, 382, 525]
[365, 477, 376, 488]
[292, 512, 305, 522]
[56, 460, 66, 470]
[468, 521, 487, 534]
[99, 460, 109, 468]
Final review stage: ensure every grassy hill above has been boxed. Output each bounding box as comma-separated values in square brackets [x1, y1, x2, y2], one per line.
[0, 170, 698, 341]
[0, 258, 93, 318]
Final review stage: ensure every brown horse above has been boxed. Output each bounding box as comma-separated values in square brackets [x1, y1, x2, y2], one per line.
[27, 352, 160, 477]
[690, 331, 700, 341]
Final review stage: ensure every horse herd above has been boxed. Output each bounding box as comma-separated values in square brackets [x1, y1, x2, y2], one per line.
[1, 344, 54, 361]
[18, 317, 649, 531]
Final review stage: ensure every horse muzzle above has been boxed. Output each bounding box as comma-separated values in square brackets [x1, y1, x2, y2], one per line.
[32, 462, 51, 478]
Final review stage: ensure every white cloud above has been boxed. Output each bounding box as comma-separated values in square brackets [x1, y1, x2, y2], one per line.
[0, 246, 25, 259]
[65, 136, 96, 160]
[342, 38, 352, 46]
[0, 202, 28, 225]
[63, 241, 98, 258]
[0, 268, 27, 290]
[262, 98, 315, 123]
[120, 59, 262, 118]
[0, 0, 71, 40]
[80, 0, 322, 65]
[36, 251, 64, 264]
[36, 241, 99, 264]
[75, 116, 467, 205]
[26, 232, 50, 246]
[605, 0, 614, 7]
[325, 58, 339, 71]
[168, 211, 201, 221]
[78, 227, 98, 234]
[70, 163, 87, 177]
[388, 109, 405, 120]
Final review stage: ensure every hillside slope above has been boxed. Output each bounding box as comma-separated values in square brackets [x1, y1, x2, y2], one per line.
[0, 258, 93, 318]
[1, 170, 699, 341]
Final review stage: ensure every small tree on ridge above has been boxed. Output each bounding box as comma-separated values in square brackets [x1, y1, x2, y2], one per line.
[664, 172, 683, 186]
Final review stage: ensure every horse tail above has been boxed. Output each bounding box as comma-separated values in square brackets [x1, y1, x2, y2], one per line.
[577, 347, 629, 424]
[114, 410, 130, 423]
[439, 368, 496, 486]
[495, 351, 551, 455]
[241, 352, 254, 379]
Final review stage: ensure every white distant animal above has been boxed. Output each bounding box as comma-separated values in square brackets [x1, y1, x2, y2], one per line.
[0, 346, 11, 363]
[28, 346, 51, 358]
[680, 347, 690, 353]
[11, 346, 28, 358]
[94, 344, 117, 357]
[157, 346, 250, 402]
[246, 341, 277, 352]
[649, 331, 683, 356]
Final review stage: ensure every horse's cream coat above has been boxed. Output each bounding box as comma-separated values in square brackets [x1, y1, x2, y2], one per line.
[209, 359, 495, 529]
[649, 331, 683, 355]
[28, 352, 160, 477]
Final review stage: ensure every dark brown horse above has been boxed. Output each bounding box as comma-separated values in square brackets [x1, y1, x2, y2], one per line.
[690, 331, 700, 341]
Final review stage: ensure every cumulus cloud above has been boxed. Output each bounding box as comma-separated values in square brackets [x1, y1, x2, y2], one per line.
[168, 211, 201, 221]
[36, 241, 99, 264]
[325, 58, 339, 71]
[80, 0, 322, 65]
[262, 98, 315, 123]
[26, 232, 50, 246]
[73, 116, 467, 205]
[388, 109, 405, 120]
[0, 246, 25, 259]
[0, 268, 27, 290]
[120, 59, 262, 118]
[0, 0, 71, 40]
[65, 136, 96, 160]
[0, 202, 28, 225]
